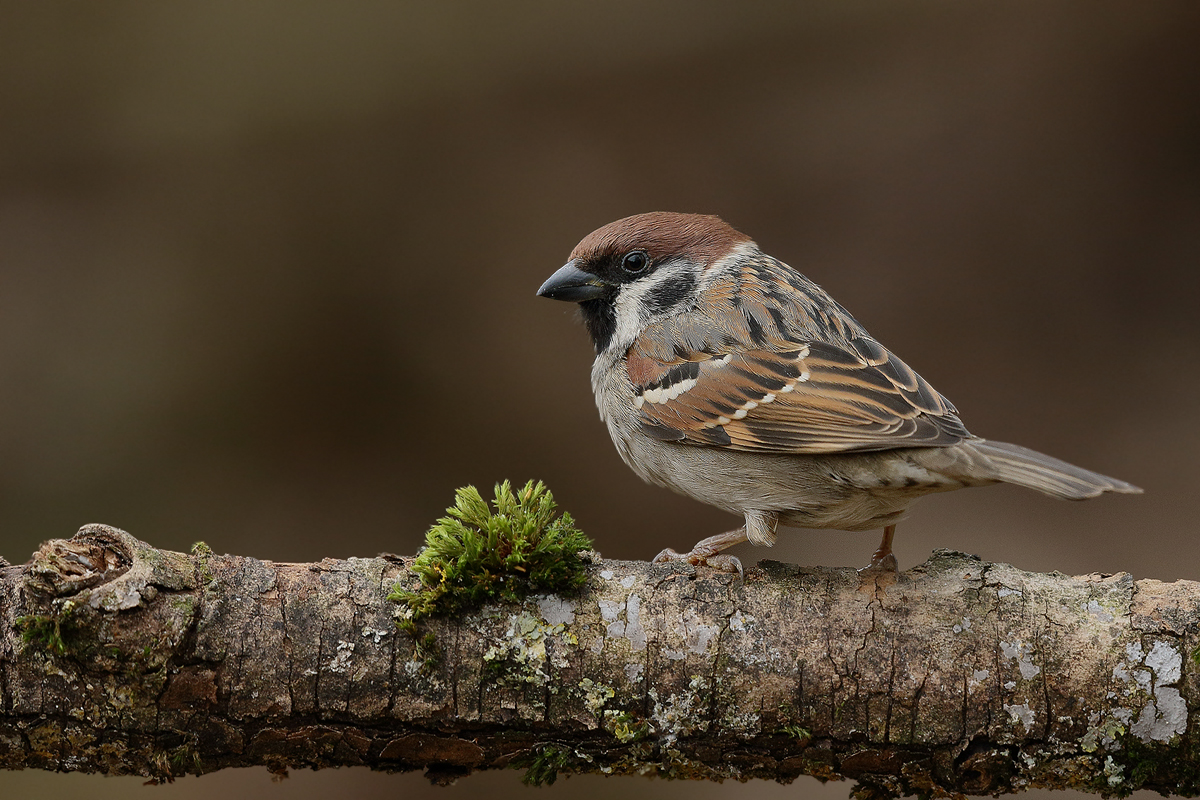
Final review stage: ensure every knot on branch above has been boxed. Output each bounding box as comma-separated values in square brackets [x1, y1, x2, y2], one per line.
[24, 524, 197, 611]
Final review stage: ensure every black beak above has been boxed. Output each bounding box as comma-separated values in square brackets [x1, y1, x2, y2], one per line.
[536, 260, 607, 302]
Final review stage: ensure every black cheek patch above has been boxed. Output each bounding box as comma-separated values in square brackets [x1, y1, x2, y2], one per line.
[644, 272, 697, 314]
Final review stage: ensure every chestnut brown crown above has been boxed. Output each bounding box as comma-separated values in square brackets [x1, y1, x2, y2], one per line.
[569, 212, 752, 267]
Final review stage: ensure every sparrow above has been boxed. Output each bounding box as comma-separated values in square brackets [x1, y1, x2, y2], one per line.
[537, 212, 1141, 574]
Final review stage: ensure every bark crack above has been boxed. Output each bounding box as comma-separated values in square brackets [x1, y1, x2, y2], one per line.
[279, 583, 297, 715]
[705, 601, 737, 736]
[343, 579, 356, 715]
[313, 615, 326, 711]
[1035, 619, 1053, 742]
[884, 643, 896, 743]
[385, 610, 399, 716]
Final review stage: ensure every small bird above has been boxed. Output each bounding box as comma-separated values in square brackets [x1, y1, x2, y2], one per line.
[537, 212, 1141, 574]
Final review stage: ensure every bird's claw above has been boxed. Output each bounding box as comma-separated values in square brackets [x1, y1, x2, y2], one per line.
[858, 551, 899, 574]
[654, 548, 744, 581]
[652, 547, 682, 564]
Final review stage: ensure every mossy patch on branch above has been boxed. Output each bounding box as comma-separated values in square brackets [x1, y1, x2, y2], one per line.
[15, 600, 87, 657]
[515, 744, 574, 786]
[390, 480, 593, 624]
[778, 724, 812, 742]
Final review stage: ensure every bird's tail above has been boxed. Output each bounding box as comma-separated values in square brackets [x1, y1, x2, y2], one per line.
[972, 440, 1142, 500]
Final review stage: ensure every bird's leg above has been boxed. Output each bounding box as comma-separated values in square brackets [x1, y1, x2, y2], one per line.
[654, 527, 747, 578]
[863, 524, 899, 572]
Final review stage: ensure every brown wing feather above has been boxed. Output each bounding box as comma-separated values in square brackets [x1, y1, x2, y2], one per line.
[626, 257, 970, 454]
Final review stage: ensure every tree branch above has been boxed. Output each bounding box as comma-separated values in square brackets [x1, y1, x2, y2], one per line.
[2, 524, 1198, 797]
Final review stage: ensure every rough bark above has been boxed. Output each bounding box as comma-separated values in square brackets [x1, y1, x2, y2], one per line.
[2, 525, 1199, 797]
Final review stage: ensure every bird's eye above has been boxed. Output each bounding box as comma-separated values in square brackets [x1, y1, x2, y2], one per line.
[621, 251, 649, 274]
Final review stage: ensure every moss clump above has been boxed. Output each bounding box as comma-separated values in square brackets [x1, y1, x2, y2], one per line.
[414, 632, 441, 671]
[778, 724, 812, 742]
[516, 744, 574, 786]
[1112, 736, 1200, 797]
[390, 480, 593, 622]
[15, 601, 83, 656]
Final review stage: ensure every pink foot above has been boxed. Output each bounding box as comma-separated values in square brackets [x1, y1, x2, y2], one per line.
[654, 547, 743, 580]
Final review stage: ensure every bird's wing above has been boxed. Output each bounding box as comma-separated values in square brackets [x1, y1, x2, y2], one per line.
[625, 259, 971, 454]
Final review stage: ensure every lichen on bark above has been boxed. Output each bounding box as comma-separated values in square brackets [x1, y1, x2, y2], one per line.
[3, 524, 1200, 797]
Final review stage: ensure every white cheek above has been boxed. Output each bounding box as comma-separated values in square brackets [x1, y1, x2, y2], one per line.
[610, 288, 648, 354]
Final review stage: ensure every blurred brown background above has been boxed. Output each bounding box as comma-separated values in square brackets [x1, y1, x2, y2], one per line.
[1, 2, 1197, 798]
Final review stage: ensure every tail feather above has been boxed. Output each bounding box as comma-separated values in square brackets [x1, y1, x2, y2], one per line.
[973, 440, 1142, 500]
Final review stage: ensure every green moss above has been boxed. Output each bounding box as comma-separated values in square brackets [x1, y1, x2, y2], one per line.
[415, 632, 441, 671]
[772, 701, 813, 741]
[15, 601, 83, 656]
[516, 744, 574, 786]
[389, 480, 593, 623]
[190, 541, 215, 583]
[778, 724, 812, 742]
[1106, 736, 1200, 797]
[168, 743, 202, 775]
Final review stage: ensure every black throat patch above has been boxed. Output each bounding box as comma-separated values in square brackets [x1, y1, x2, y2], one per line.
[579, 298, 617, 354]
